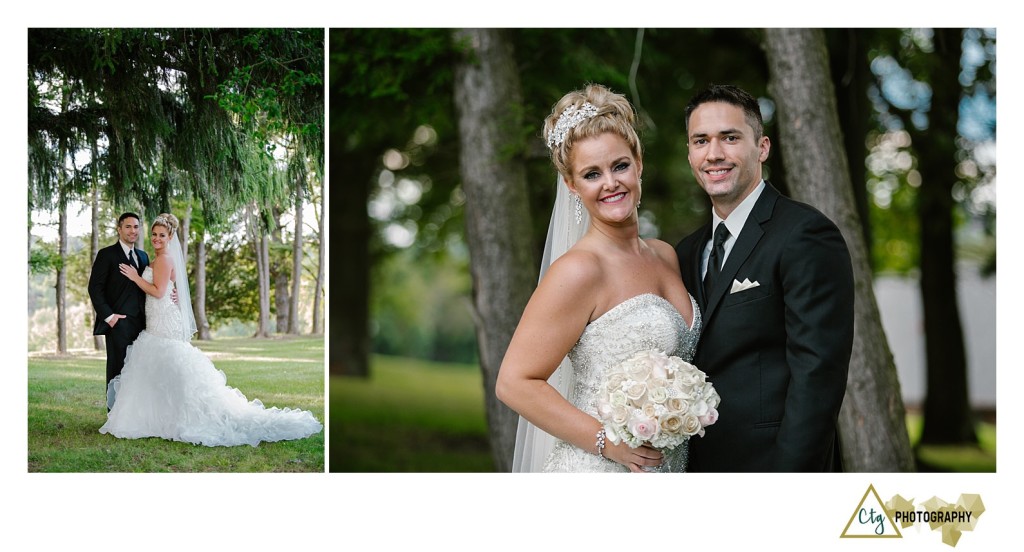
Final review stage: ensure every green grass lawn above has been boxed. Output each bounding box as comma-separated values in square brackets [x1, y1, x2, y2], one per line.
[332, 355, 995, 473]
[28, 335, 325, 473]
[330, 355, 494, 472]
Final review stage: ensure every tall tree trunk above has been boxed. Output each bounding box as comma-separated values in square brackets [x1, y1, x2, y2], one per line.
[313, 171, 325, 335]
[289, 181, 304, 335]
[453, 28, 537, 472]
[913, 28, 976, 446]
[193, 228, 212, 340]
[90, 167, 104, 351]
[828, 28, 873, 264]
[763, 28, 915, 471]
[56, 194, 68, 355]
[271, 209, 290, 333]
[331, 136, 371, 377]
[178, 203, 191, 261]
[249, 207, 272, 338]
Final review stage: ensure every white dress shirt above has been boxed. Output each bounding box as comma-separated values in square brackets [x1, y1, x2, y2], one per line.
[701, 180, 766, 279]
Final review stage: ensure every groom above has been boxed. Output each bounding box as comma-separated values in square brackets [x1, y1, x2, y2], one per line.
[676, 84, 855, 471]
[88, 212, 149, 409]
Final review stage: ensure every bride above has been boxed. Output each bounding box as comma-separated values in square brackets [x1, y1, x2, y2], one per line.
[99, 213, 323, 447]
[496, 84, 701, 472]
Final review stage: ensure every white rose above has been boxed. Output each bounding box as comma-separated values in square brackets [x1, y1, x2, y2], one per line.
[666, 397, 689, 414]
[625, 358, 652, 381]
[704, 383, 721, 408]
[691, 399, 709, 417]
[648, 384, 669, 404]
[642, 403, 659, 419]
[681, 413, 702, 436]
[675, 368, 701, 388]
[609, 389, 628, 407]
[660, 414, 684, 435]
[628, 413, 659, 441]
[605, 372, 626, 391]
[650, 352, 673, 379]
[611, 405, 630, 425]
[625, 381, 647, 402]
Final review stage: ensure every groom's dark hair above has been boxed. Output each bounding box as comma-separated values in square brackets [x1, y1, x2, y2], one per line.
[684, 84, 764, 139]
[118, 212, 141, 226]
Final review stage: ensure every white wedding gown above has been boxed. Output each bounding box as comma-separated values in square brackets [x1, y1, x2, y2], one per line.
[542, 293, 701, 472]
[100, 267, 323, 446]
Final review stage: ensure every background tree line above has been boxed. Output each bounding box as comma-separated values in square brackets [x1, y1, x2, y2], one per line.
[331, 28, 995, 472]
[28, 28, 326, 350]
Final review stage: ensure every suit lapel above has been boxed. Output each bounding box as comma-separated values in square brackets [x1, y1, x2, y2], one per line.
[132, 247, 145, 274]
[702, 184, 780, 324]
[691, 223, 713, 309]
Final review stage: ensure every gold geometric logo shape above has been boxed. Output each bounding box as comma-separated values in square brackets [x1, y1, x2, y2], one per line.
[840, 484, 903, 539]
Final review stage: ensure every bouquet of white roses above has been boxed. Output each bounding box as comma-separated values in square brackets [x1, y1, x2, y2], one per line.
[596, 350, 720, 450]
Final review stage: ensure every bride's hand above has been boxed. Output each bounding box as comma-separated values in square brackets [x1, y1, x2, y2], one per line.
[118, 263, 140, 282]
[604, 441, 663, 473]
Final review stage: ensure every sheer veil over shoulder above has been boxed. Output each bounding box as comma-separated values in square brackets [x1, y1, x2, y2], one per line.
[511, 175, 590, 472]
[168, 232, 198, 341]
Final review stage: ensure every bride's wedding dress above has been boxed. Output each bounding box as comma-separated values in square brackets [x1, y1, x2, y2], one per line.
[100, 267, 323, 446]
[542, 293, 701, 472]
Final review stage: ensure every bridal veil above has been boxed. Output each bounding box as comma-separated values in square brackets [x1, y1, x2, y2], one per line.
[511, 175, 590, 472]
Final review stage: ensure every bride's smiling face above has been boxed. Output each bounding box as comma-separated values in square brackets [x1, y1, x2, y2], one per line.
[150, 225, 171, 252]
[567, 132, 642, 224]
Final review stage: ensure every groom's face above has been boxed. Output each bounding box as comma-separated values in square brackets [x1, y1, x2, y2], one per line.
[686, 101, 770, 214]
[117, 217, 140, 246]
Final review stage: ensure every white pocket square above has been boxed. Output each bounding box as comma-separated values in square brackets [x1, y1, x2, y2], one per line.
[730, 278, 760, 294]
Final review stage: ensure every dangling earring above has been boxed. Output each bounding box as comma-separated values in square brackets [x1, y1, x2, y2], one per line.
[574, 193, 583, 224]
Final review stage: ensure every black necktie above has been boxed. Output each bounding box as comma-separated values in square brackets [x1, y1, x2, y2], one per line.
[703, 223, 730, 295]
[128, 249, 138, 269]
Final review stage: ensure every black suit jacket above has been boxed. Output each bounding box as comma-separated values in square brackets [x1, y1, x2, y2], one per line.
[88, 242, 149, 335]
[676, 183, 854, 471]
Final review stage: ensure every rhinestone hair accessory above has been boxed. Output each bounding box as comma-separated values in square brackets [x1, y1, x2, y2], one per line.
[546, 102, 599, 148]
[152, 214, 176, 232]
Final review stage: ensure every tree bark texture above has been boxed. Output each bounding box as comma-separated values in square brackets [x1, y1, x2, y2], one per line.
[289, 182, 304, 335]
[90, 176, 104, 351]
[763, 28, 915, 471]
[271, 210, 291, 334]
[828, 29, 874, 265]
[249, 207, 272, 338]
[193, 231, 212, 340]
[453, 28, 537, 472]
[57, 197, 68, 355]
[912, 29, 976, 446]
[313, 175, 325, 335]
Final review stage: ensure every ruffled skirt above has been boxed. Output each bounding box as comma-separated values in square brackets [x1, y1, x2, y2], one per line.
[100, 331, 322, 447]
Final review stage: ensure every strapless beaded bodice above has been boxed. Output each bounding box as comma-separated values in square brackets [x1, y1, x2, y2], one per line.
[142, 266, 185, 341]
[542, 293, 701, 472]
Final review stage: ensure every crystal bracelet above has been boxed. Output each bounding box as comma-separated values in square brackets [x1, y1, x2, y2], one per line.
[595, 428, 607, 458]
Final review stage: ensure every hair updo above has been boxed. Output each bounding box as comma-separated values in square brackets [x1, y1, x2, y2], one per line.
[151, 213, 179, 234]
[543, 83, 643, 181]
